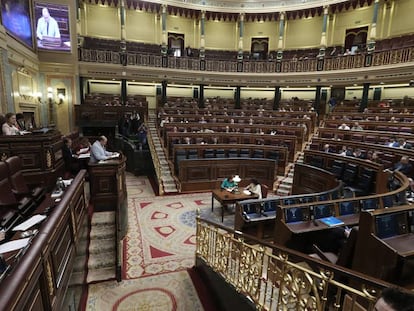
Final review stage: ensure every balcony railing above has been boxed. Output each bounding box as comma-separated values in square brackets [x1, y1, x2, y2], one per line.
[79, 47, 414, 73]
[196, 216, 391, 311]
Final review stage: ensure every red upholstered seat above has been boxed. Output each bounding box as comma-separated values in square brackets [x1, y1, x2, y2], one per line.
[5, 156, 46, 203]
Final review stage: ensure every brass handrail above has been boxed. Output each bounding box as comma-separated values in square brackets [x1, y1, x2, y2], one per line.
[196, 216, 393, 311]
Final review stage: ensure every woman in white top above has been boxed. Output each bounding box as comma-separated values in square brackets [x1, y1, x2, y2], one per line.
[245, 178, 262, 199]
[2, 113, 20, 135]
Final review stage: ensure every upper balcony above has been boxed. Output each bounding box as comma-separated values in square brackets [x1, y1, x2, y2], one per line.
[78, 43, 414, 87]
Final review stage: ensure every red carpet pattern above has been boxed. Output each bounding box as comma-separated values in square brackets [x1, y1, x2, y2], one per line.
[87, 270, 204, 311]
[124, 192, 211, 279]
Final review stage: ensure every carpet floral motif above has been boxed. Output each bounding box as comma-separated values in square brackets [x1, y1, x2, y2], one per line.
[124, 192, 211, 279]
[86, 270, 204, 311]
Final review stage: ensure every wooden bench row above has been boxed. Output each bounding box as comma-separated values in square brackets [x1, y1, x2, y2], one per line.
[172, 144, 287, 176]
[310, 137, 414, 176]
[177, 158, 277, 192]
[324, 119, 414, 133]
[159, 107, 317, 123]
[318, 128, 414, 145]
[157, 114, 315, 133]
[165, 132, 297, 163]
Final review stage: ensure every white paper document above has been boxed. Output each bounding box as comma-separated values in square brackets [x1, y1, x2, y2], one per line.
[0, 238, 31, 254]
[76, 153, 90, 159]
[109, 152, 120, 158]
[79, 147, 89, 153]
[12, 214, 47, 231]
[63, 179, 73, 187]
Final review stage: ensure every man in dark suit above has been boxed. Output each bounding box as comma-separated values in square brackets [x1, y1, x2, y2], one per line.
[393, 156, 413, 176]
[62, 138, 79, 176]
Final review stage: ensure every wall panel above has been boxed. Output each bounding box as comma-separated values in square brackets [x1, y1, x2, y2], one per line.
[285, 17, 323, 49]
[331, 7, 372, 46]
[85, 4, 121, 39]
[389, 0, 414, 36]
[126, 11, 157, 43]
[167, 16, 196, 47]
[244, 21, 279, 51]
[205, 21, 237, 50]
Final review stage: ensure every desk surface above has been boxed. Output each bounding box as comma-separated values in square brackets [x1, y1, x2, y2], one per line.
[383, 233, 414, 257]
[212, 189, 257, 203]
[286, 214, 359, 234]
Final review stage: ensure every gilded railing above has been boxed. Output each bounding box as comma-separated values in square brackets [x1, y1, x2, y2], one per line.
[196, 217, 391, 311]
[79, 47, 414, 73]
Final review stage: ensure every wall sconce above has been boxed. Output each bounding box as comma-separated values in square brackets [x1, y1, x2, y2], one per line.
[47, 87, 66, 105]
[36, 92, 42, 103]
[57, 88, 66, 104]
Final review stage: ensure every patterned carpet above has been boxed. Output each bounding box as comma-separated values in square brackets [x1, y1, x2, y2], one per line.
[86, 173, 234, 310]
[87, 270, 204, 311]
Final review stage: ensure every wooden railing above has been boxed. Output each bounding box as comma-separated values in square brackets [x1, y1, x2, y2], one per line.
[79, 47, 414, 73]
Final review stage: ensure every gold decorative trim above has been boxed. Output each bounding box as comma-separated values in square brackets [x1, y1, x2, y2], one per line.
[196, 219, 381, 310]
[46, 150, 52, 169]
[45, 259, 54, 296]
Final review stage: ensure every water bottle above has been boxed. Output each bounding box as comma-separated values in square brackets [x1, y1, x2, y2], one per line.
[0, 227, 5, 242]
[56, 177, 65, 191]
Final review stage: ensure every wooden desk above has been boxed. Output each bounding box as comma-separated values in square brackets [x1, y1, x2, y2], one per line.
[286, 214, 359, 234]
[384, 234, 414, 257]
[211, 189, 258, 222]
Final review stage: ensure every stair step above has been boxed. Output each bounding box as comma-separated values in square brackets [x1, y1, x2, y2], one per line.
[89, 238, 115, 254]
[91, 211, 115, 226]
[276, 189, 290, 196]
[87, 267, 116, 283]
[90, 225, 115, 240]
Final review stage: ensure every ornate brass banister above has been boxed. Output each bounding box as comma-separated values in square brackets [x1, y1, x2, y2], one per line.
[196, 216, 392, 311]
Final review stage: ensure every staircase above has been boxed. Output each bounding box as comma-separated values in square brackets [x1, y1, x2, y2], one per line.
[87, 211, 116, 283]
[147, 112, 179, 194]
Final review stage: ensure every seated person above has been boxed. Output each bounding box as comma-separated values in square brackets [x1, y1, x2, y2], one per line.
[374, 287, 414, 311]
[244, 178, 262, 199]
[89, 136, 117, 164]
[221, 175, 237, 192]
[16, 113, 27, 130]
[62, 138, 79, 176]
[393, 156, 413, 176]
[2, 113, 20, 135]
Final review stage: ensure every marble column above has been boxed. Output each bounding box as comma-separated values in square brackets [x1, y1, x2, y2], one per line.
[367, 0, 380, 53]
[120, 0, 127, 66]
[360, 83, 370, 112]
[277, 12, 285, 60]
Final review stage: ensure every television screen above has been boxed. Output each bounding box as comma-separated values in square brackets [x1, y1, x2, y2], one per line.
[382, 196, 394, 208]
[318, 193, 330, 201]
[262, 200, 277, 212]
[375, 214, 400, 239]
[1, 0, 33, 48]
[283, 198, 297, 206]
[300, 196, 315, 204]
[285, 207, 304, 223]
[34, 2, 70, 52]
[313, 204, 334, 219]
[361, 198, 379, 210]
[339, 201, 359, 216]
